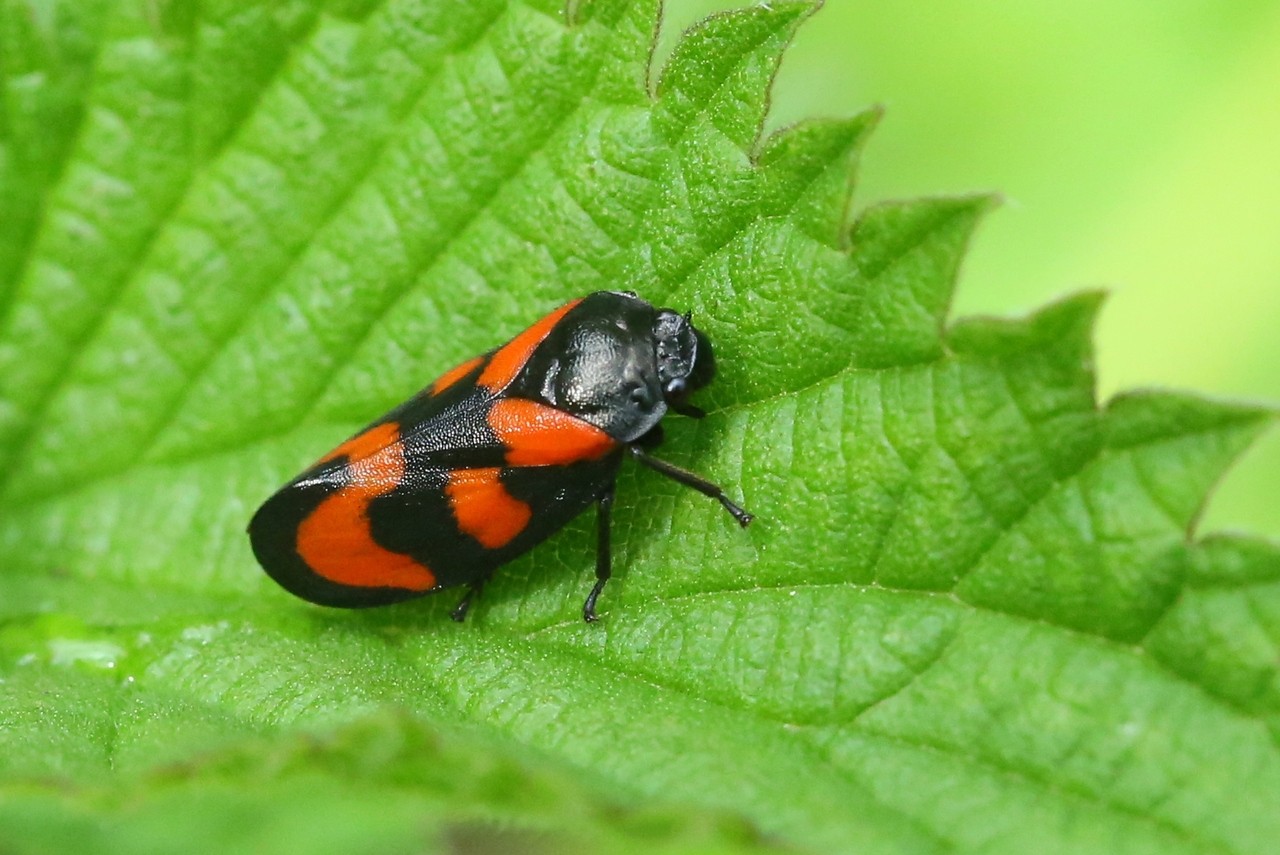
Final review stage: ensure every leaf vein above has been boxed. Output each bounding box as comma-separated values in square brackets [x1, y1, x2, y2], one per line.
[848, 726, 1237, 855]
[0, 7, 331, 494]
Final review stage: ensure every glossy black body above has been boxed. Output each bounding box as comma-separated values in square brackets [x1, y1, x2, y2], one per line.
[249, 290, 746, 621]
[509, 291, 714, 440]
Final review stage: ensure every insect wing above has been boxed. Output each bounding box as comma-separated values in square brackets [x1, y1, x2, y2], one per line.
[368, 450, 623, 592]
[251, 296, 639, 610]
[248, 359, 502, 606]
[251, 382, 622, 607]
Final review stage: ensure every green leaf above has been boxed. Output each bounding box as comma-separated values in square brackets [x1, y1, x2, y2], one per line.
[1, 2, 1277, 853]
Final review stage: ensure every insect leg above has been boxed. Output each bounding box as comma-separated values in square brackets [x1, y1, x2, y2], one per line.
[450, 577, 488, 623]
[630, 446, 753, 527]
[582, 486, 615, 623]
[670, 401, 706, 419]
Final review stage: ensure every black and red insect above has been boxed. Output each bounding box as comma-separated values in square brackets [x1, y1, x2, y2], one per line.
[249, 290, 752, 622]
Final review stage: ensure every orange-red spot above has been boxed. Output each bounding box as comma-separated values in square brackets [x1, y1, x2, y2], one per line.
[488, 398, 618, 466]
[319, 421, 401, 465]
[478, 299, 582, 392]
[298, 425, 437, 591]
[445, 468, 532, 549]
[430, 354, 485, 394]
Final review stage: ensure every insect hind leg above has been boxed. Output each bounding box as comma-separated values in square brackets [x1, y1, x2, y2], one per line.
[450, 576, 489, 622]
[582, 486, 615, 623]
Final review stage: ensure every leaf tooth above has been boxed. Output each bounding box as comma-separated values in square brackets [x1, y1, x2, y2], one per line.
[948, 289, 1105, 365]
[1144, 535, 1280, 719]
[847, 195, 995, 370]
[652, 2, 815, 150]
[1103, 391, 1277, 536]
[757, 108, 882, 248]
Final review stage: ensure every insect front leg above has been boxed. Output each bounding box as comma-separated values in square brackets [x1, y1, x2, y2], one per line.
[582, 485, 615, 623]
[630, 446, 753, 527]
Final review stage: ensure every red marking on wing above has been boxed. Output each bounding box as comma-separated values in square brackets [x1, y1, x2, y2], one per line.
[488, 398, 618, 466]
[430, 354, 485, 395]
[319, 421, 400, 465]
[445, 468, 532, 549]
[298, 425, 437, 591]
[478, 299, 582, 392]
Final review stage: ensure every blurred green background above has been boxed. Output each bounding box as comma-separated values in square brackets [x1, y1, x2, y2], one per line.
[665, 0, 1280, 535]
